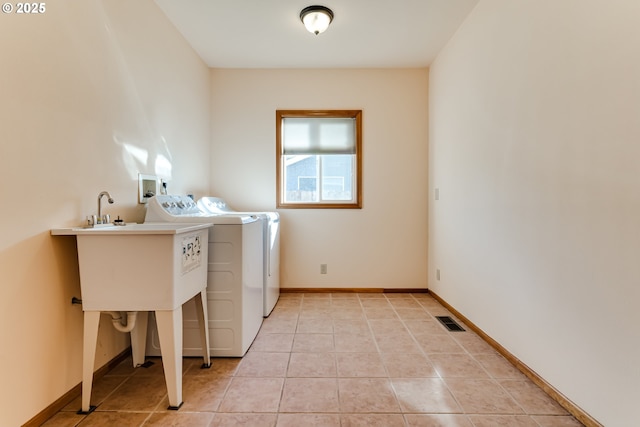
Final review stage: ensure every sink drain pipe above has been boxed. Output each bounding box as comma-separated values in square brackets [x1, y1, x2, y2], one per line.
[107, 311, 138, 333]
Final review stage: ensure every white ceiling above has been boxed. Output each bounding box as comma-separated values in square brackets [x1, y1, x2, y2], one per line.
[154, 0, 479, 68]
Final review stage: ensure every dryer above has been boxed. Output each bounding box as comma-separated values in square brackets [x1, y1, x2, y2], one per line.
[198, 197, 280, 316]
[145, 195, 263, 357]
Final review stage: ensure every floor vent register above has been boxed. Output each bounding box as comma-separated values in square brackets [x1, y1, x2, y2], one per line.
[436, 316, 466, 332]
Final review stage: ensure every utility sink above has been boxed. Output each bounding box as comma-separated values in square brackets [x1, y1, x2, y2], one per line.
[52, 223, 211, 311]
[51, 222, 213, 412]
[62, 222, 207, 234]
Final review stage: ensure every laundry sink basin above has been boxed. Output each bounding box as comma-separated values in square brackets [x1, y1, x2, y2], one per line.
[62, 222, 206, 234]
[51, 222, 212, 411]
[51, 223, 212, 311]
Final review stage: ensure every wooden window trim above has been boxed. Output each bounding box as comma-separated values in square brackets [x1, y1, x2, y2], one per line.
[276, 110, 362, 209]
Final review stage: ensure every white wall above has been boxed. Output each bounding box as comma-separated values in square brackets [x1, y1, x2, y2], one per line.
[429, 1, 640, 425]
[210, 69, 429, 289]
[0, 1, 210, 424]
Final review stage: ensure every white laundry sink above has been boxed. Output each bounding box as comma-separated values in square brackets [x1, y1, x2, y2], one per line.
[65, 222, 207, 233]
[52, 223, 211, 311]
[51, 222, 213, 412]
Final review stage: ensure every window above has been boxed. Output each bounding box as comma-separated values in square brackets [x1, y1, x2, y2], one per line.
[276, 110, 362, 209]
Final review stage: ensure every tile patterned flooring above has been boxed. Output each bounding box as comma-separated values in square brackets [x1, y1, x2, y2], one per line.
[43, 293, 584, 426]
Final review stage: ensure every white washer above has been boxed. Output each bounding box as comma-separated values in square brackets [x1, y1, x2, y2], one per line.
[198, 197, 280, 317]
[144, 195, 264, 357]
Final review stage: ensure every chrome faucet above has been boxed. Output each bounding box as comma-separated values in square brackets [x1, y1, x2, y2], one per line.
[98, 191, 114, 222]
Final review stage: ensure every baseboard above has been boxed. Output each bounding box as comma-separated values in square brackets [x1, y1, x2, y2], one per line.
[22, 348, 131, 427]
[281, 287, 429, 294]
[428, 290, 602, 427]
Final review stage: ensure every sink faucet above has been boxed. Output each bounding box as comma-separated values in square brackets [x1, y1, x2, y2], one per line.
[98, 191, 114, 221]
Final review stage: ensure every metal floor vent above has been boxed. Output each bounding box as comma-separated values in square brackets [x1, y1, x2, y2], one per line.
[436, 316, 465, 332]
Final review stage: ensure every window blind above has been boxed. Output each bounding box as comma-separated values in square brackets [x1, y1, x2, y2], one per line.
[282, 117, 356, 155]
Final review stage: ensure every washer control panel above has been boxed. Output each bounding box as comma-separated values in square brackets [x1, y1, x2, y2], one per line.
[145, 195, 206, 222]
[155, 195, 199, 215]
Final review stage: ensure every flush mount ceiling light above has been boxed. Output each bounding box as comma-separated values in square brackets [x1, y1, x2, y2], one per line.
[300, 5, 334, 35]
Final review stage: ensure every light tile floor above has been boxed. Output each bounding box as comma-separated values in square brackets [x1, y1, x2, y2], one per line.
[43, 293, 584, 426]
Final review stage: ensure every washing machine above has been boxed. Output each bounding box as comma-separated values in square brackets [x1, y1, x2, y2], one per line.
[144, 195, 264, 357]
[198, 196, 280, 317]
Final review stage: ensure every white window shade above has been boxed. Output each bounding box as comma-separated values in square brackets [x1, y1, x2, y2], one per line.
[282, 117, 356, 155]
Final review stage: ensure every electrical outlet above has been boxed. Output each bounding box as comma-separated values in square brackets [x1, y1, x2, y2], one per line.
[436, 269, 441, 281]
[320, 264, 327, 274]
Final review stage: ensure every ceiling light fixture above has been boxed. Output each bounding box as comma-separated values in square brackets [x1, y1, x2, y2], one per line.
[300, 5, 334, 35]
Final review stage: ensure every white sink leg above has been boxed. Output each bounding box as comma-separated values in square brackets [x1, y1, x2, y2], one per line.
[130, 311, 149, 367]
[194, 290, 211, 368]
[80, 310, 100, 414]
[155, 307, 183, 410]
